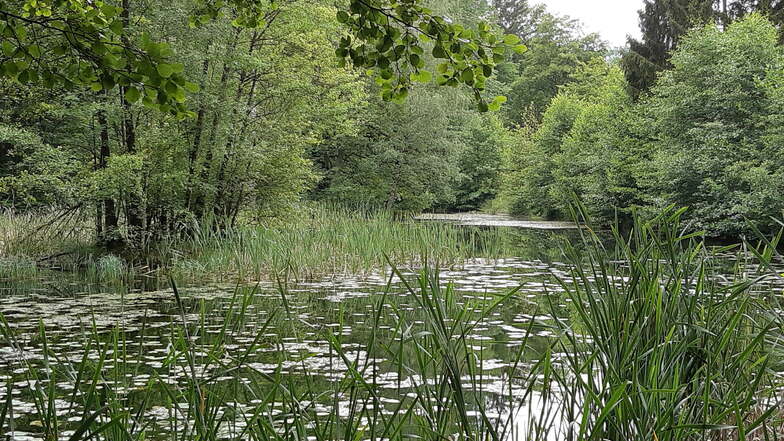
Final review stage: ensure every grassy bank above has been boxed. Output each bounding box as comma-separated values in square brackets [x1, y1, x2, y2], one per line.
[0, 205, 514, 283]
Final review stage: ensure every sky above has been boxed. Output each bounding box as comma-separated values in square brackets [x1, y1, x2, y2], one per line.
[536, 0, 644, 48]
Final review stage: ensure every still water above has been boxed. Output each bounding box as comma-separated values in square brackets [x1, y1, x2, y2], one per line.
[1, 218, 778, 440]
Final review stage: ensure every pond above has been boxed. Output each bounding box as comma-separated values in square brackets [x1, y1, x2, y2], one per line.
[1, 219, 781, 441]
[414, 213, 580, 230]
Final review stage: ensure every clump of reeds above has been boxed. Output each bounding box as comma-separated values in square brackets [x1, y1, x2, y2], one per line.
[164, 203, 513, 281]
[0, 208, 96, 280]
[0, 208, 93, 258]
[0, 204, 511, 282]
[542, 205, 784, 441]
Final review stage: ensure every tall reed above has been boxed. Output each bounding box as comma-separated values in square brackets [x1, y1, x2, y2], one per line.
[162, 204, 513, 282]
[542, 206, 783, 440]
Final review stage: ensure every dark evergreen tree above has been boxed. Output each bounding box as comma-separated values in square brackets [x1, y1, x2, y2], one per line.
[621, 0, 714, 98]
[491, 0, 546, 40]
[623, 0, 784, 98]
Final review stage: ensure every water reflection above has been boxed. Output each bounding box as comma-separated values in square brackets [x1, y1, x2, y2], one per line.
[2, 225, 781, 440]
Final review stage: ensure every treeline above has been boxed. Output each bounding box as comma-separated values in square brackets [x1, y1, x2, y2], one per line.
[2, 1, 358, 247]
[0, 0, 563, 245]
[501, 2, 784, 238]
[3, 0, 784, 243]
[0, 0, 530, 247]
[308, 1, 607, 213]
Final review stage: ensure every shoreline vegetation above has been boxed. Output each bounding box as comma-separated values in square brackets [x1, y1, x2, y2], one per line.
[0, 205, 525, 283]
[2, 209, 783, 440]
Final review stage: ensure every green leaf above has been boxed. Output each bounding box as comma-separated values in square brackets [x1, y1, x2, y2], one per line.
[391, 87, 409, 104]
[125, 87, 141, 103]
[482, 64, 492, 77]
[409, 54, 422, 68]
[109, 20, 124, 35]
[2, 61, 18, 75]
[503, 34, 521, 45]
[487, 95, 507, 111]
[101, 4, 119, 17]
[377, 36, 393, 53]
[184, 82, 200, 93]
[156, 63, 175, 78]
[432, 45, 448, 59]
[1, 41, 13, 57]
[461, 69, 474, 84]
[165, 80, 179, 95]
[410, 70, 432, 83]
[100, 75, 115, 90]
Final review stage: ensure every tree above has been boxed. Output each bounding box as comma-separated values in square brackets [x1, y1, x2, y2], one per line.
[620, 0, 714, 98]
[500, 59, 636, 221]
[491, 0, 546, 40]
[306, 0, 514, 213]
[0, 0, 374, 246]
[0, 0, 199, 115]
[0, 82, 90, 207]
[622, 0, 784, 97]
[501, 92, 582, 218]
[491, 4, 606, 124]
[0, 0, 523, 113]
[646, 14, 784, 236]
[552, 62, 639, 221]
[119, 0, 360, 234]
[719, 0, 784, 29]
[453, 114, 509, 211]
[311, 87, 469, 212]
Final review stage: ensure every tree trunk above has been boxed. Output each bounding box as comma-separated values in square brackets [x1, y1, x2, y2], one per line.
[193, 60, 234, 221]
[186, 58, 211, 211]
[120, 0, 144, 236]
[97, 109, 120, 247]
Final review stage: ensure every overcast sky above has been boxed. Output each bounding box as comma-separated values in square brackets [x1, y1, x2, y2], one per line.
[536, 0, 644, 48]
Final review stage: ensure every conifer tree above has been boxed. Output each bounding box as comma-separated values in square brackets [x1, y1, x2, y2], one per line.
[491, 0, 546, 40]
[622, 0, 784, 97]
[722, 1, 784, 35]
[621, 0, 714, 98]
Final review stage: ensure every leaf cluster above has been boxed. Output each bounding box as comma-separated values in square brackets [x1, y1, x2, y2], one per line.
[334, 0, 524, 111]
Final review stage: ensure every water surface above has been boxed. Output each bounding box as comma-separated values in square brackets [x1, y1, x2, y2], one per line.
[2, 223, 781, 440]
